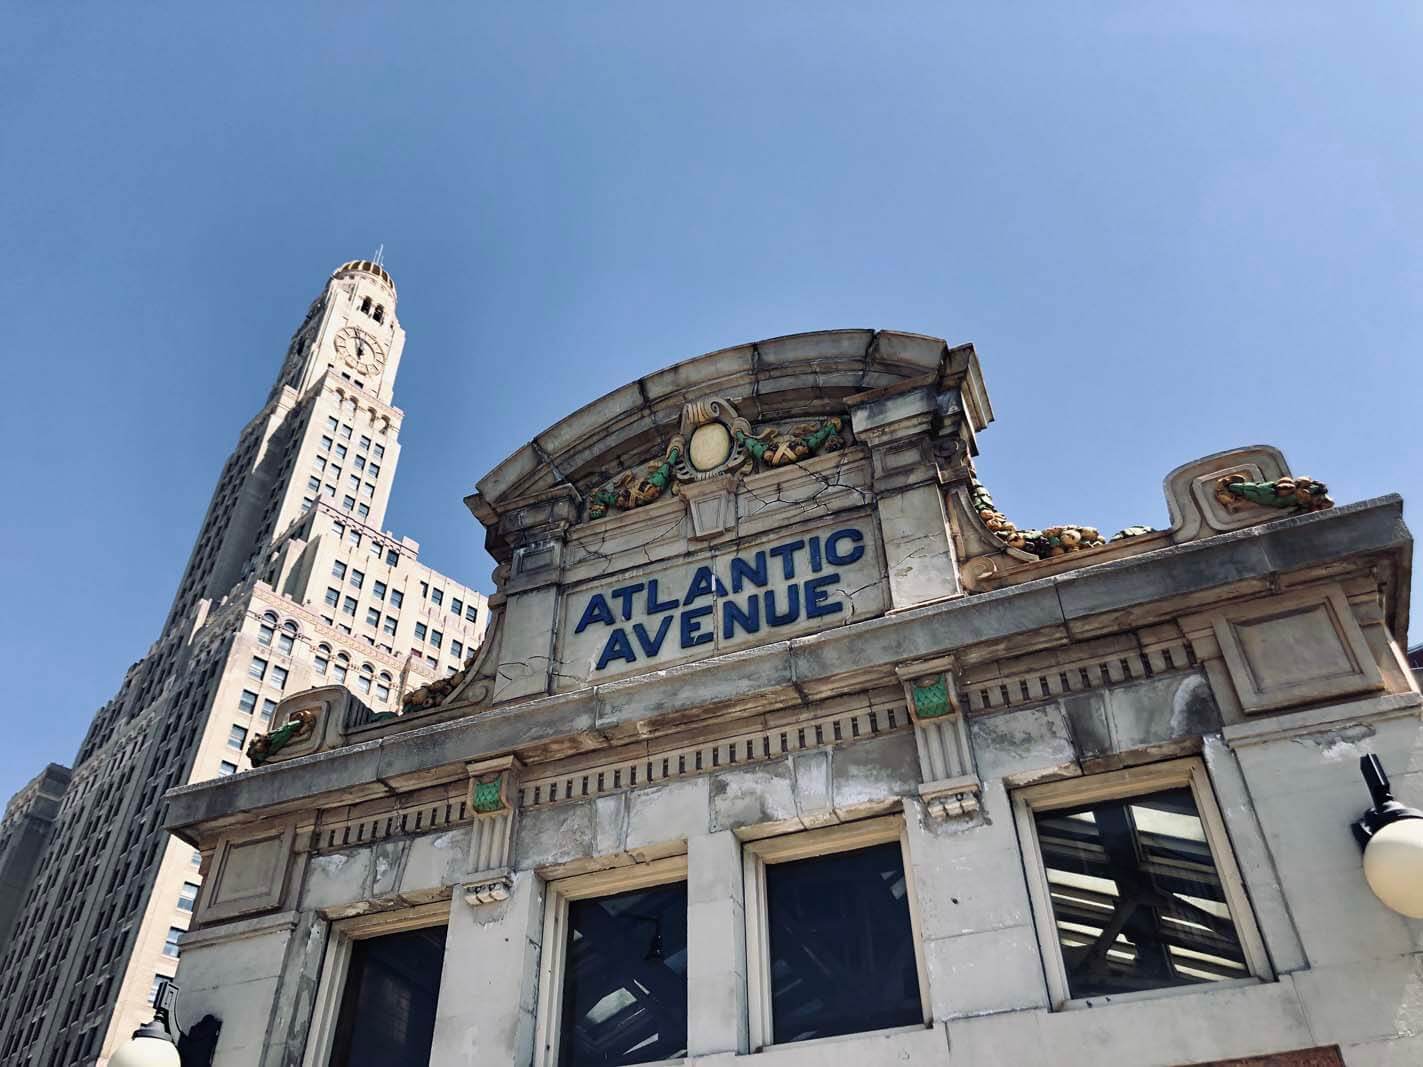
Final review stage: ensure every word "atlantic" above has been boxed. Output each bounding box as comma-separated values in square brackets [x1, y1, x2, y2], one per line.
[575, 528, 867, 671]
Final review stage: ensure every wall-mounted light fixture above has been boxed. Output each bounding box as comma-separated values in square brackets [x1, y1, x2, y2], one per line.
[110, 981, 180, 1067]
[1353, 754, 1423, 919]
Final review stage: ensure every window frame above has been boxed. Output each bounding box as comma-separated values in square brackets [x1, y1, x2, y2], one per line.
[302, 903, 450, 1067]
[1011, 756, 1273, 1011]
[742, 815, 929, 1052]
[533, 855, 689, 1067]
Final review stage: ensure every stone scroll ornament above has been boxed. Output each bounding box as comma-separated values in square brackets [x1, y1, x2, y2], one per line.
[1214, 475, 1333, 513]
[245, 708, 317, 767]
[970, 480, 1153, 561]
[586, 398, 848, 522]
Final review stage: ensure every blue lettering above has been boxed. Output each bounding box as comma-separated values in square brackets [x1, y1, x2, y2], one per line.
[765, 585, 801, 627]
[804, 573, 843, 619]
[645, 579, 679, 614]
[610, 582, 645, 621]
[730, 552, 768, 593]
[595, 628, 637, 670]
[680, 604, 714, 648]
[575, 594, 616, 634]
[722, 595, 761, 639]
[768, 539, 805, 580]
[683, 566, 728, 605]
[825, 528, 864, 566]
[808, 535, 823, 573]
[633, 615, 674, 657]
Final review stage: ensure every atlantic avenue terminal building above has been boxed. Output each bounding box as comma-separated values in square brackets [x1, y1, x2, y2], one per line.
[164, 329, 1421, 1067]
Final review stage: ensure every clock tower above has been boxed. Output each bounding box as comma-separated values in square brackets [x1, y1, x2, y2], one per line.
[274, 259, 406, 406]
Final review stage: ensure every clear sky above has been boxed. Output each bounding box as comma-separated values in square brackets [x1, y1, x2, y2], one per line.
[2, 4, 1419, 800]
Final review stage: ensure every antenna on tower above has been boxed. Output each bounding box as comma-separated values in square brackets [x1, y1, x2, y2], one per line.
[372, 243, 385, 268]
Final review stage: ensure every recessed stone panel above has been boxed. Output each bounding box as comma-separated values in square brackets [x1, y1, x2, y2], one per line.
[200, 822, 294, 921]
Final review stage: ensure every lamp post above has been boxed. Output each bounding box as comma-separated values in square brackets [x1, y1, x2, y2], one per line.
[1353, 754, 1423, 919]
[110, 981, 180, 1067]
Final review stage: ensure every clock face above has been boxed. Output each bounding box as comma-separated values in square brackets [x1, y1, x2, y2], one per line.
[333, 326, 385, 375]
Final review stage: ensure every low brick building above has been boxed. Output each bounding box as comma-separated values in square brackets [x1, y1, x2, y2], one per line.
[163, 330, 1420, 1067]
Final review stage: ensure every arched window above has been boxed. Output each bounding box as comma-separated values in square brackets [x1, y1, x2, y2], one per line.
[277, 620, 299, 655]
[356, 664, 374, 695]
[333, 652, 349, 684]
[360, 296, 372, 314]
[372, 305, 384, 323]
[314, 643, 331, 675]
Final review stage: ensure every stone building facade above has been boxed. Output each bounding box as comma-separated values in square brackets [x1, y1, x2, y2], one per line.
[0, 262, 487, 1067]
[165, 329, 1420, 1067]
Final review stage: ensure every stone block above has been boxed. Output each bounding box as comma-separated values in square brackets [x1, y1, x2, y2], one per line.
[922, 923, 1047, 1019]
[300, 849, 373, 911]
[877, 484, 960, 609]
[791, 750, 832, 823]
[709, 761, 799, 834]
[513, 800, 596, 870]
[399, 828, 470, 897]
[625, 777, 710, 850]
[970, 705, 1077, 783]
[829, 730, 920, 813]
[1291, 954, 1423, 1046]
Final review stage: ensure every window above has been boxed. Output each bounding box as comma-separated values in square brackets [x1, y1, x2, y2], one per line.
[373, 580, 387, 600]
[350, 569, 365, 589]
[271, 665, 289, 689]
[332, 561, 347, 580]
[744, 819, 926, 1047]
[335, 443, 348, 460]
[326, 587, 341, 608]
[374, 443, 385, 459]
[366, 607, 381, 626]
[163, 927, 184, 958]
[390, 589, 404, 608]
[339, 423, 353, 440]
[386, 549, 399, 566]
[218, 761, 238, 777]
[361, 482, 374, 498]
[451, 639, 463, 659]
[347, 528, 361, 546]
[348, 473, 360, 490]
[360, 435, 372, 451]
[343, 496, 356, 511]
[420, 581, 429, 599]
[307, 475, 321, 492]
[356, 672, 372, 694]
[426, 655, 438, 669]
[465, 604, 477, 622]
[191, 850, 202, 867]
[1013, 758, 1270, 1008]
[536, 860, 688, 1067]
[354, 455, 366, 471]
[327, 415, 340, 431]
[261, 698, 277, 720]
[257, 623, 274, 646]
[249, 657, 268, 681]
[321, 435, 333, 451]
[343, 596, 358, 617]
[238, 689, 258, 713]
[451, 597, 463, 616]
[430, 630, 443, 649]
[315, 650, 330, 675]
[227, 725, 247, 750]
[178, 882, 200, 913]
[324, 484, 336, 498]
[383, 615, 398, 635]
[318, 921, 447, 1067]
[414, 623, 427, 641]
[331, 464, 343, 480]
[431, 588, 444, 607]
[315, 456, 328, 473]
[357, 504, 370, 519]
[277, 624, 296, 655]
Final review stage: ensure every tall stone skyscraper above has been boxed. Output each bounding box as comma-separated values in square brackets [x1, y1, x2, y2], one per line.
[0, 261, 488, 1067]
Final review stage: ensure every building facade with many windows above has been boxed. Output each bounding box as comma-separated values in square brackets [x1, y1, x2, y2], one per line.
[0, 261, 486, 1066]
[167, 329, 1419, 1067]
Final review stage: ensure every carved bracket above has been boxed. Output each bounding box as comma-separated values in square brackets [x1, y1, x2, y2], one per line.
[897, 657, 981, 819]
[463, 756, 522, 906]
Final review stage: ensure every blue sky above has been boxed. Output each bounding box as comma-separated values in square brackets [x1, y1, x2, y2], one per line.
[2, 4, 1419, 799]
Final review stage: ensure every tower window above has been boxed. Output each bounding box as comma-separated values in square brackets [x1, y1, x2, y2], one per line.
[372, 305, 384, 323]
[360, 296, 372, 314]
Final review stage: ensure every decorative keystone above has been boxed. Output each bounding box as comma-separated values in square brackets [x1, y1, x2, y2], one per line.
[472, 776, 505, 814]
[910, 675, 952, 719]
[466, 755, 521, 818]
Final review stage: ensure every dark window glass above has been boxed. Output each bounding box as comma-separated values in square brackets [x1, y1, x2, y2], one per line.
[328, 925, 447, 1067]
[768, 842, 922, 1047]
[1033, 786, 1248, 1000]
[559, 883, 687, 1066]
[764, 841, 920, 1044]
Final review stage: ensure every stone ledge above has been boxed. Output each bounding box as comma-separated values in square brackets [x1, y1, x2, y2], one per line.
[163, 497, 1407, 838]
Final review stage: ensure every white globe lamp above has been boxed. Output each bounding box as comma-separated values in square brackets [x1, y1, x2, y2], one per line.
[1354, 755, 1423, 919]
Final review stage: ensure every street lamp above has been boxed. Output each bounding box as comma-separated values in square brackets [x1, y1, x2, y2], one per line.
[110, 982, 180, 1067]
[1353, 754, 1423, 919]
